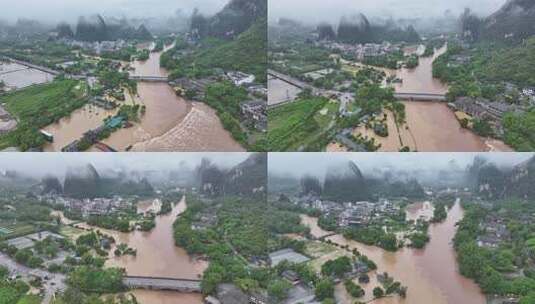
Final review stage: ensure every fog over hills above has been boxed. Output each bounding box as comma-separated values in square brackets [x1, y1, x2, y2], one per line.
[0, 153, 251, 180]
[269, 153, 534, 185]
[269, 0, 508, 25]
[0, 0, 229, 23]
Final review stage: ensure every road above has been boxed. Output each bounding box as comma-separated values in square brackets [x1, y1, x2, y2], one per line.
[0, 252, 66, 304]
[268, 69, 446, 110]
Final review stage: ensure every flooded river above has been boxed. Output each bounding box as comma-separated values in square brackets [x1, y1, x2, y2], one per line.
[355, 45, 512, 152]
[76, 197, 207, 304]
[392, 46, 448, 95]
[302, 200, 485, 304]
[41, 43, 243, 152]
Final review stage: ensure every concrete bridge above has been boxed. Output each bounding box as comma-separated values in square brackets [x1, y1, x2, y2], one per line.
[2, 57, 61, 76]
[123, 276, 202, 293]
[268, 69, 317, 93]
[394, 92, 447, 102]
[128, 75, 169, 82]
[0, 67, 29, 76]
[2, 56, 167, 83]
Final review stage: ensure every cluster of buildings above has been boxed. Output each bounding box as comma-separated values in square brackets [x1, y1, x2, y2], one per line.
[170, 70, 267, 133]
[449, 96, 527, 136]
[190, 210, 218, 231]
[521, 87, 535, 104]
[240, 100, 267, 132]
[476, 216, 509, 249]
[207, 247, 316, 304]
[170, 77, 219, 101]
[65, 39, 129, 55]
[295, 195, 401, 229]
[318, 41, 401, 60]
[45, 196, 129, 217]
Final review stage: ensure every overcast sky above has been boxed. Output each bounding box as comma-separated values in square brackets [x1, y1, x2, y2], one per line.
[269, 0, 508, 25]
[0, 152, 250, 178]
[0, 0, 228, 23]
[269, 153, 534, 178]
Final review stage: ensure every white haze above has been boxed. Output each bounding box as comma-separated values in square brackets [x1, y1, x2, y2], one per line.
[269, 153, 534, 179]
[0, 0, 229, 23]
[269, 0, 508, 25]
[0, 153, 251, 178]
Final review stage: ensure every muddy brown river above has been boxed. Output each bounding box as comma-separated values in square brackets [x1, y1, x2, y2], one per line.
[42, 43, 243, 152]
[302, 200, 485, 304]
[76, 197, 206, 304]
[355, 45, 512, 152]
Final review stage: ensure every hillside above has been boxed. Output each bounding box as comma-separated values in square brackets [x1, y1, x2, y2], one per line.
[322, 161, 371, 202]
[505, 156, 535, 199]
[197, 153, 267, 198]
[63, 164, 155, 199]
[320, 13, 420, 44]
[74, 15, 153, 42]
[207, 0, 267, 38]
[481, 0, 535, 41]
[474, 37, 535, 88]
[224, 153, 267, 198]
[470, 155, 535, 200]
[192, 18, 267, 83]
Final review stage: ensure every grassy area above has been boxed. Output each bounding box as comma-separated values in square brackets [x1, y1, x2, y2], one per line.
[314, 100, 339, 129]
[341, 65, 361, 76]
[60, 226, 86, 240]
[305, 240, 338, 258]
[268, 97, 330, 151]
[0, 79, 88, 150]
[0, 222, 35, 240]
[16, 295, 42, 304]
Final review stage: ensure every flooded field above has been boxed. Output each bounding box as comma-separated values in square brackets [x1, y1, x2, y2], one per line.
[43, 104, 116, 152]
[303, 200, 486, 304]
[0, 62, 54, 89]
[98, 82, 193, 151]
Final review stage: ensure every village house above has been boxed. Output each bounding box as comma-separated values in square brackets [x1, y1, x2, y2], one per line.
[240, 100, 267, 132]
[268, 249, 310, 267]
[282, 270, 301, 285]
[226, 71, 255, 86]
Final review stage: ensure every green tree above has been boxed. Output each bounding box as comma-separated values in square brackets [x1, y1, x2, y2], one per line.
[267, 279, 292, 302]
[373, 286, 385, 298]
[315, 279, 335, 300]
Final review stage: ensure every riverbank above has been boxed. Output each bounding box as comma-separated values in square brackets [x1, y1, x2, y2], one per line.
[353, 46, 512, 152]
[74, 197, 207, 304]
[302, 200, 485, 304]
[37, 42, 243, 152]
